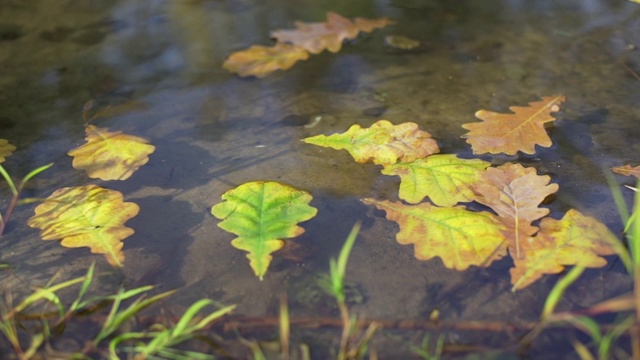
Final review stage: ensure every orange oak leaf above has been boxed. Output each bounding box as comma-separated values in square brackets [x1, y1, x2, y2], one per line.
[271, 12, 394, 54]
[363, 198, 507, 270]
[222, 43, 310, 78]
[612, 164, 640, 179]
[510, 209, 617, 290]
[461, 95, 565, 155]
[303, 120, 439, 165]
[472, 163, 559, 261]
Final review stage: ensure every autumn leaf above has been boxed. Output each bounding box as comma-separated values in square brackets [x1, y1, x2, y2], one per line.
[27, 185, 139, 267]
[363, 198, 507, 270]
[612, 164, 640, 179]
[461, 95, 565, 155]
[472, 163, 559, 260]
[87, 100, 149, 122]
[222, 43, 310, 78]
[271, 12, 394, 54]
[0, 139, 16, 163]
[68, 125, 155, 181]
[381, 154, 490, 206]
[510, 209, 618, 290]
[211, 181, 318, 280]
[303, 120, 439, 165]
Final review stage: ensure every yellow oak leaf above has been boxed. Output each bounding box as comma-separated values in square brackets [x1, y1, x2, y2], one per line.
[363, 199, 507, 270]
[472, 163, 559, 260]
[222, 43, 310, 78]
[27, 185, 140, 267]
[0, 139, 16, 163]
[211, 181, 318, 280]
[381, 154, 490, 206]
[612, 164, 640, 179]
[68, 125, 155, 181]
[303, 120, 439, 165]
[510, 209, 617, 290]
[271, 12, 394, 54]
[461, 95, 565, 155]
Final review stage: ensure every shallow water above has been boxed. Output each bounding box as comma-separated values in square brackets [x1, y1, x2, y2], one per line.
[1, 0, 639, 358]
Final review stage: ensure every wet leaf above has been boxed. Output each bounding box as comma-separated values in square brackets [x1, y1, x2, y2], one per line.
[27, 185, 139, 267]
[381, 154, 490, 206]
[461, 95, 565, 155]
[87, 100, 149, 122]
[363, 199, 507, 270]
[612, 164, 640, 179]
[510, 210, 617, 290]
[384, 35, 420, 50]
[68, 125, 155, 181]
[0, 139, 16, 163]
[211, 181, 318, 280]
[222, 43, 310, 78]
[271, 12, 394, 54]
[472, 163, 559, 260]
[303, 120, 439, 165]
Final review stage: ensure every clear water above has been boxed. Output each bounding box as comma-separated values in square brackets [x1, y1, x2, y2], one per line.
[0, 0, 638, 358]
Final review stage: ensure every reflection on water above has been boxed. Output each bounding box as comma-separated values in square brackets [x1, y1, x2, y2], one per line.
[0, 0, 639, 357]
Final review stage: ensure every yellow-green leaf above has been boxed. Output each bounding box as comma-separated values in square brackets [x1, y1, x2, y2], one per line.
[0, 139, 16, 163]
[381, 154, 490, 206]
[211, 181, 318, 280]
[362, 198, 507, 270]
[68, 125, 155, 181]
[510, 209, 617, 290]
[303, 120, 439, 165]
[27, 185, 140, 267]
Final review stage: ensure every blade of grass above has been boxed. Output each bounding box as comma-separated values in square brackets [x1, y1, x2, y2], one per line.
[542, 266, 585, 319]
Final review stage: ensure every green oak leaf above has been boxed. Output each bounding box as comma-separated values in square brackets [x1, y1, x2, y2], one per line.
[211, 181, 318, 280]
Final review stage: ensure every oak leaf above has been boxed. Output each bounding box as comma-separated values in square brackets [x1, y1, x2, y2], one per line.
[68, 125, 155, 181]
[612, 164, 640, 179]
[0, 139, 16, 163]
[510, 209, 618, 290]
[271, 12, 394, 54]
[222, 43, 310, 78]
[381, 154, 490, 206]
[211, 181, 318, 280]
[27, 185, 139, 267]
[363, 198, 507, 270]
[303, 120, 439, 165]
[461, 95, 565, 155]
[472, 163, 559, 260]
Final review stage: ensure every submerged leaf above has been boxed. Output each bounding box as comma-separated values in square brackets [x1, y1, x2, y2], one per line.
[363, 199, 507, 270]
[381, 154, 490, 206]
[271, 12, 394, 54]
[472, 163, 559, 260]
[612, 164, 640, 179]
[0, 139, 16, 163]
[510, 210, 617, 290]
[68, 125, 155, 181]
[27, 185, 139, 267]
[303, 120, 439, 165]
[461, 95, 565, 155]
[223, 43, 310, 78]
[211, 181, 318, 280]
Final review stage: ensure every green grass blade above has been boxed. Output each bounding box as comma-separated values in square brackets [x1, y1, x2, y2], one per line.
[0, 164, 17, 195]
[12, 276, 86, 315]
[542, 266, 585, 319]
[20, 163, 53, 185]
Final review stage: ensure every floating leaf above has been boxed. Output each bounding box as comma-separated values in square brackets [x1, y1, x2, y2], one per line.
[363, 199, 507, 270]
[211, 181, 318, 280]
[87, 100, 149, 122]
[0, 139, 16, 163]
[461, 95, 565, 155]
[223, 43, 310, 78]
[303, 120, 439, 165]
[27, 185, 139, 267]
[510, 210, 617, 290]
[68, 125, 155, 181]
[271, 12, 394, 54]
[472, 163, 559, 260]
[612, 164, 640, 179]
[381, 154, 490, 206]
[384, 35, 420, 50]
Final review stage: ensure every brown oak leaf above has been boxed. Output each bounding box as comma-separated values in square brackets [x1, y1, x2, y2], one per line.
[461, 95, 565, 155]
[222, 43, 310, 78]
[612, 164, 640, 179]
